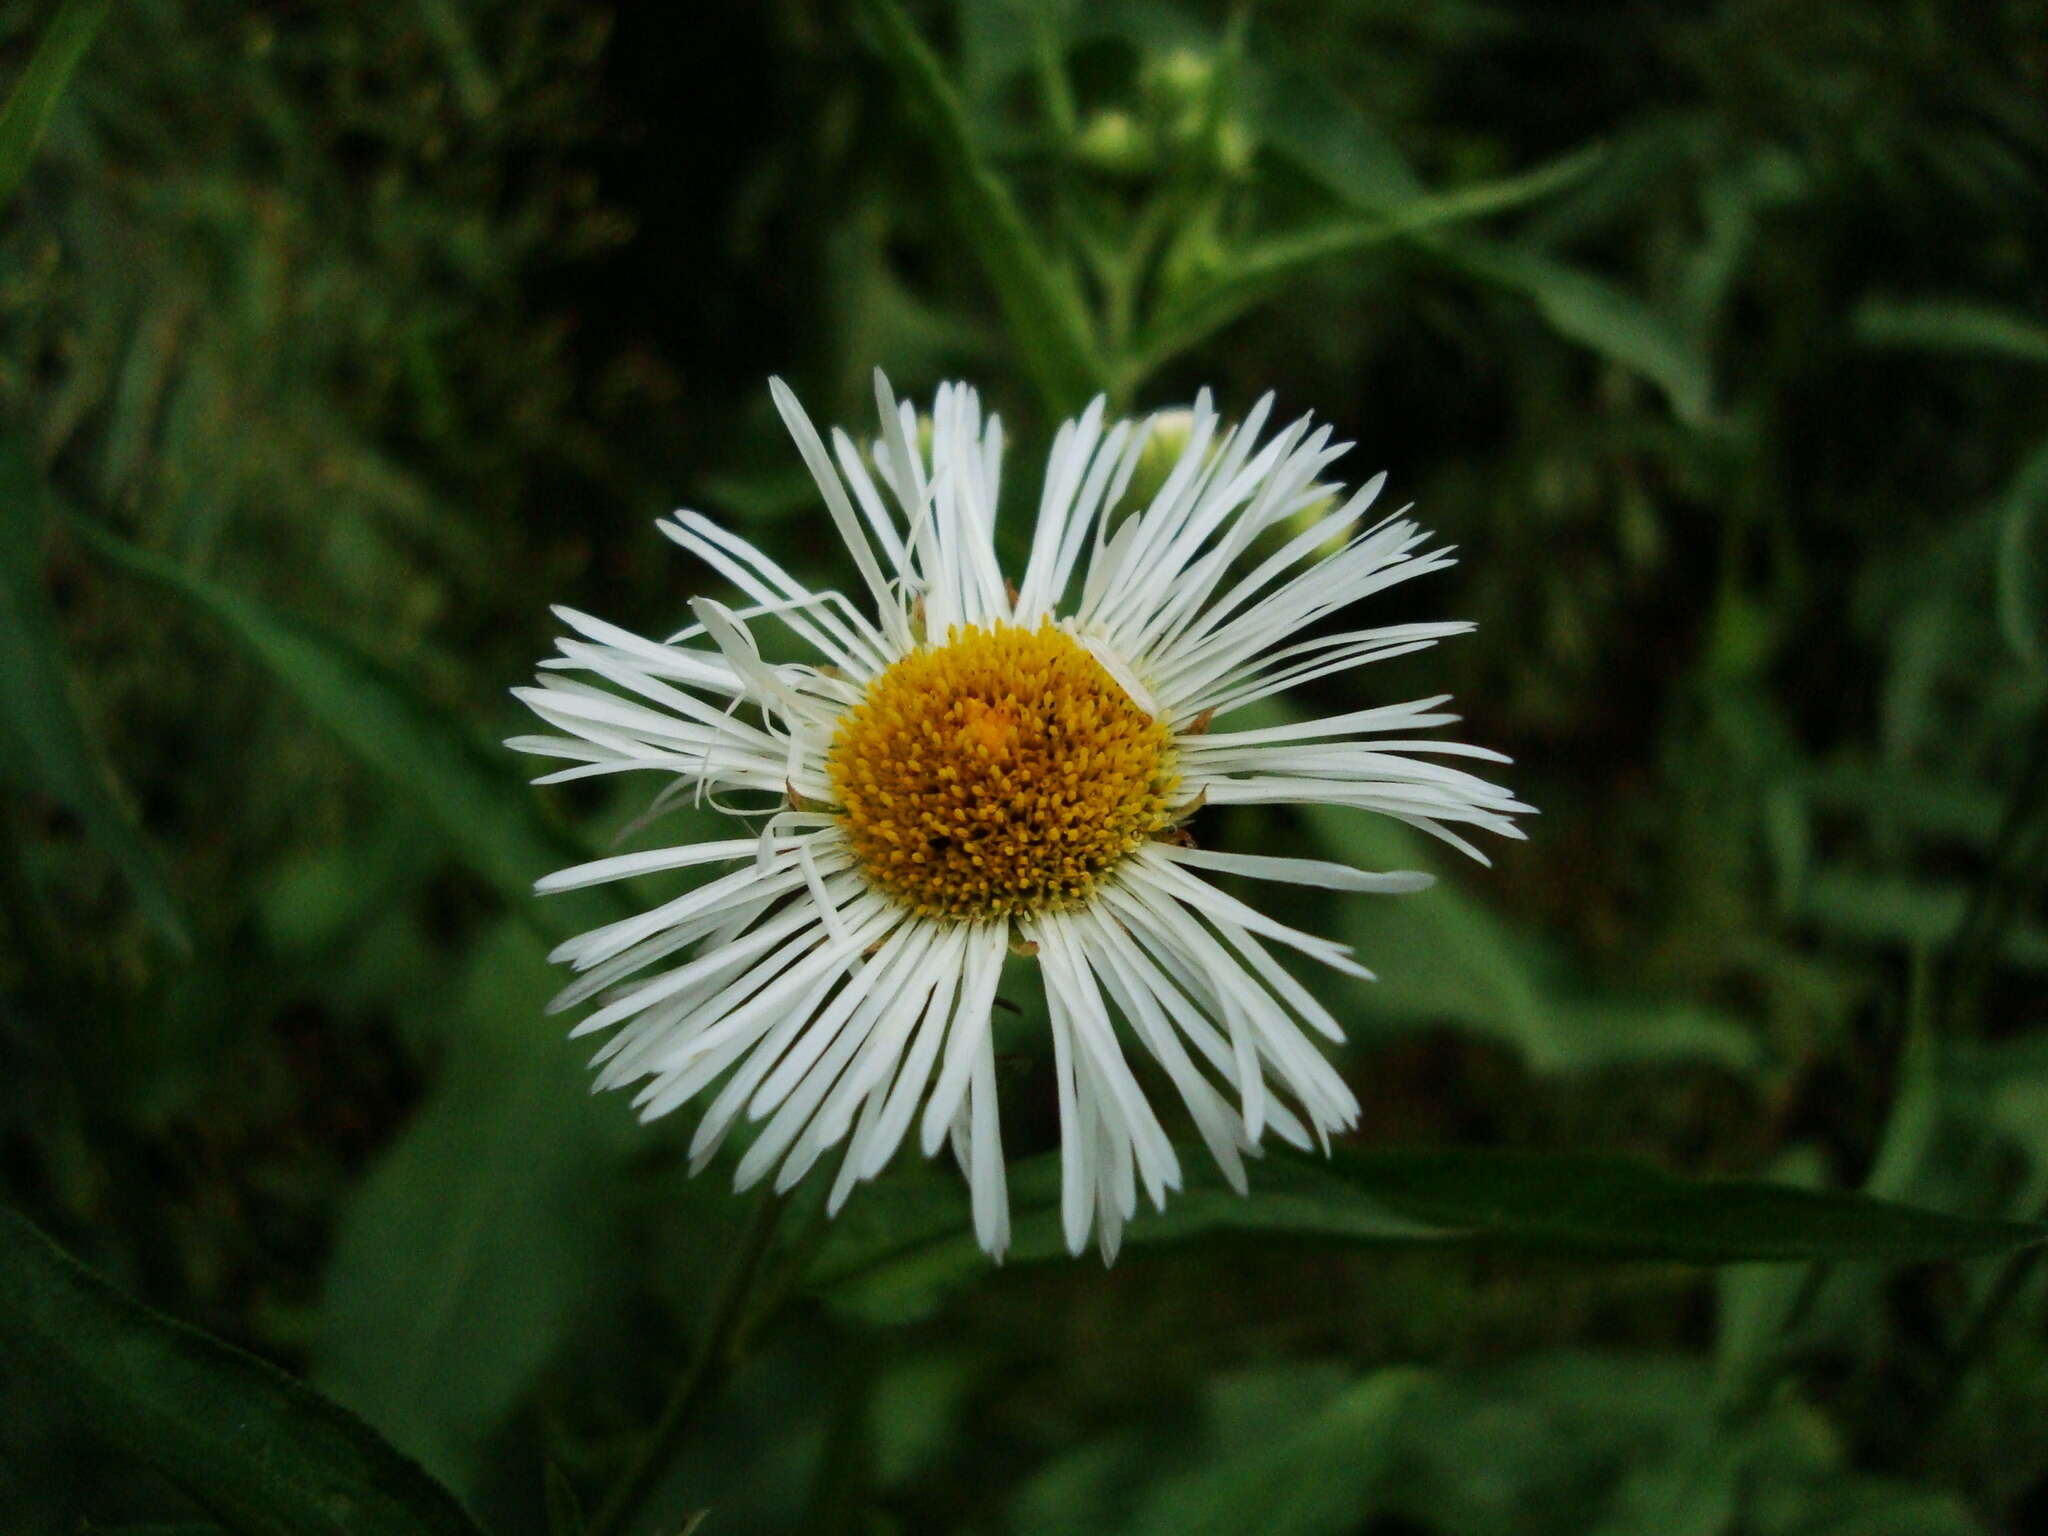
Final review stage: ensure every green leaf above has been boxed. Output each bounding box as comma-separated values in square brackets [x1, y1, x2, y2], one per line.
[68, 517, 611, 941]
[1240, 57, 1713, 425]
[1246, 56, 1426, 212]
[0, 446, 187, 949]
[856, 0, 1108, 411]
[1443, 237, 1717, 424]
[809, 1152, 1448, 1323]
[1322, 1145, 2045, 1263]
[1800, 759, 2003, 849]
[1795, 867, 2048, 971]
[811, 1144, 2042, 1323]
[1127, 144, 1606, 384]
[1854, 296, 2048, 367]
[312, 926, 628, 1499]
[0, 1204, 483, 1536]
[1994, 437, 2048, 673]
[1123, 1369, 1430, 1536]
[0, 0, 111, 209]
[1302, 805, 1761, 1075]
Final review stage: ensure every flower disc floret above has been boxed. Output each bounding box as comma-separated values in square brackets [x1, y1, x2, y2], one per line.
[828, 622, 1175, 920]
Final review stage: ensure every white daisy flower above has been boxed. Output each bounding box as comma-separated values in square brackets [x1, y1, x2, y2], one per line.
[511, 374, 1528, 1263]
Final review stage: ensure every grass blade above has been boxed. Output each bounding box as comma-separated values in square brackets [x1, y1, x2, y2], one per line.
[857, 0, 1108, 411]
[1855, 296, 2048, 367]
[69, 517, 612, 940]
[0, 446, 187, 949]
[0, 0, 110, 209]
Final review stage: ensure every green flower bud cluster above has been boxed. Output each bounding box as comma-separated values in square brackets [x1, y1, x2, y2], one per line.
[1070, 47, 1255, 182]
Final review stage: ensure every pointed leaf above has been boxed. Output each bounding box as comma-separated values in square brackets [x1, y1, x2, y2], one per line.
[1130, 145, 1605, 382]
[0, 1205, 482, 1536]
[812, 1145, 2045, 1321]
[313, 927, 627, 1499]
[1444, 238, 1716, 424]
[1318, 1146, 2044, 1263]
[809, 1152, 1447, 1322]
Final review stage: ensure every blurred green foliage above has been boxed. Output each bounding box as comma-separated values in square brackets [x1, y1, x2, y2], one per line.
[2, 0, 2047, 1532]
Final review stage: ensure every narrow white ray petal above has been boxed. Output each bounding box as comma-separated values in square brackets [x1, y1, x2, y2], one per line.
[735, 923, 940, 1192]
[551, 887, 781, 1016]
[1136, 471, 1389, 681]
[588, 885, 853, 1056]
[549, 855, 812, 973]
[535, 838, 775, 894]
[1119, 870, 1362, 1128]
[740, 921, 930, 1124]
[660, 512, 892, 677]
[770, 375, 911, 648]
[598, 892, 862, 1093]
[965, 1028, 1010, 1257]
[544, 614, 745, 696]
[829, 425, 910, 573]
[1044, 972, 1093, 1256]
[686, 971, 844, 1170]
[919, 922, 1009, 1156]
[640, 895, 897, 1081]
[1153, 843, 1435, 894]
[1015, 399, 1103, 616]
[1132, 845, 1370, 977]
[826, 1083, 892, 1213]
[808, 930, 954, 1152]
[857, 926, 972, 1176]
[1036, 917, 1180, 1207]
[1071, 907, 1249, 1193]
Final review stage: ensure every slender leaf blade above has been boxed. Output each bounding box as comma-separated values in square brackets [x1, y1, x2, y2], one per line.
[1321, 1146, 2045, 1263]
[1442, 237, 1716, 424]
[0, 447, 187, 948]
[69, 518, 611, 939]
[810, 1152, 1449, 1322]
[813, 1145, 2046, 1320]
[1131, 144, 1605, 381]
[857, 0, 1107, 410]
[0, 1204, 483, 1536]
[0, 0, 111, 208]
[1854, 296, 2048, 367]
[1995, 437, 2048, 673]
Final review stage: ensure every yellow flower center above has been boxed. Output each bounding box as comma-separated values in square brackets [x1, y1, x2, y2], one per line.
[828, 622, 1176, 921]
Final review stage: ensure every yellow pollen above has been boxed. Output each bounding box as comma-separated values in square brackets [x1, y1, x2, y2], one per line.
[828, 622, 1177, 922]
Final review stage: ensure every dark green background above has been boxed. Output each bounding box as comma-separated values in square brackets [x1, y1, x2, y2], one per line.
[2, 1, 2046, 1532]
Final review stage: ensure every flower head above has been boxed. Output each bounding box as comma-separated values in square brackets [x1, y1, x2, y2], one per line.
[512, 375, 1528, 1261]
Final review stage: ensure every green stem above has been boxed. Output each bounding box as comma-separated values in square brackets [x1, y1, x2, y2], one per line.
[1031, 17, 1076, 143]
[589, 1190, 788, 1536]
